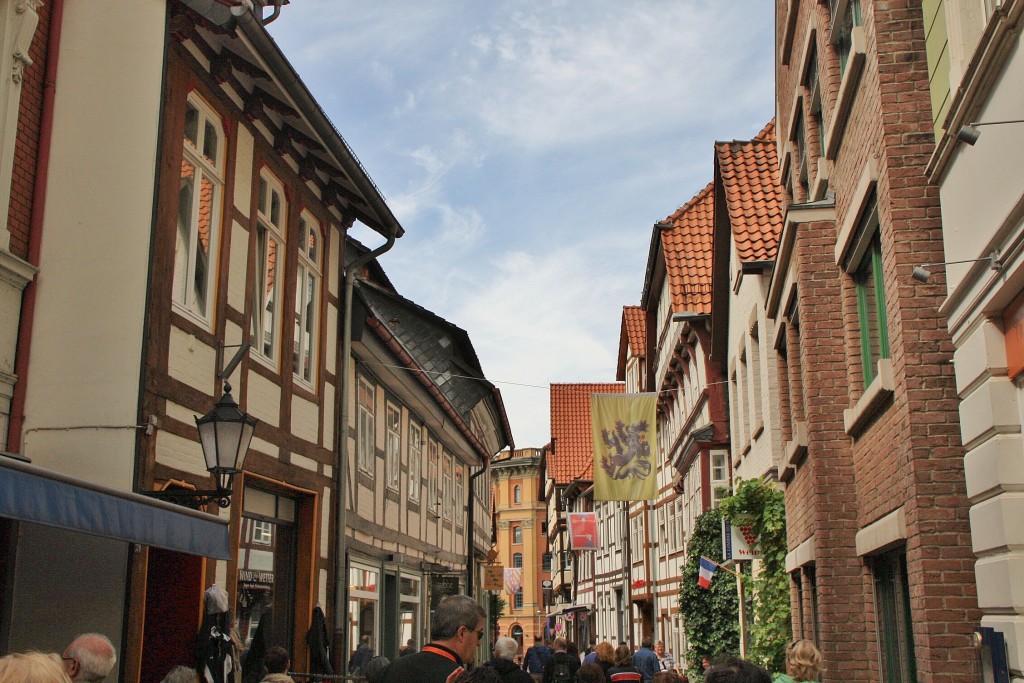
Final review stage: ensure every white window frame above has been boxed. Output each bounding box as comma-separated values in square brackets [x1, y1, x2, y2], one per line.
[253, 170, 287, 365]
[455, 465, 465, 526]
[293, 211, 321, 388]
[428, 440, 439, 513]
[442, 453, 453, 521]
[357, 376, 375, 475]
[386, 401, 401, 491]
[408, 422, 422, 502]
[173, 92, 224, 326]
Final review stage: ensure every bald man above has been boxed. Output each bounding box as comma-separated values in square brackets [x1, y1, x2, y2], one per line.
[62, 633, 117, 682]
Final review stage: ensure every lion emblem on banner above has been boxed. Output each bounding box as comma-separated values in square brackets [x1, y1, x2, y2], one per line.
[598, 419, 652, 480]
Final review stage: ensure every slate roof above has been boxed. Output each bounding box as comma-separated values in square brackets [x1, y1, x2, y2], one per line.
[616, 306, 646, 382]
[661, 183, 715, 314]
[355, 280, 499, 433]
[715, 120, 783, 263]
[548, 382, 624, 484]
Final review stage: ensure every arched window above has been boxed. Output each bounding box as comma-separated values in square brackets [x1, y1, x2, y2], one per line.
[513, 526, 522, 544]
[513, 553, 523, 568]
[513, 485, 521, 504]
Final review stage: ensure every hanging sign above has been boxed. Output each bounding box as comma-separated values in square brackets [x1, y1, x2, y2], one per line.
[482, 564, 503, 591]
[722, 516, 761, 561]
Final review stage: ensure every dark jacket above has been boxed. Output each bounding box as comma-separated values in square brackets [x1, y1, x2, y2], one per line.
[486, 658, 534, 683]
[305, 606, 332, 676]
[541, 651, 580, 683]
[523, 644, 552, 673]
[382, 643, 465, 683]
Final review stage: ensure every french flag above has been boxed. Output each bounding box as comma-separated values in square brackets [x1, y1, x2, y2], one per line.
[698, 556, 718, 589]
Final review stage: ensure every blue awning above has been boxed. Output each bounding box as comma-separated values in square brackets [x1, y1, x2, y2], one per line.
[0, 455, 231, 560]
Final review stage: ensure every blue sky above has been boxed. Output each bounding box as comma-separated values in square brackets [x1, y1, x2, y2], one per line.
[267, 2, 776, 448]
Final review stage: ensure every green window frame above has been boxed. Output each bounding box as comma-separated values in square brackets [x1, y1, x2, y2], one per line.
[849, 193, 889, 385]
[831, 0, 863, 78]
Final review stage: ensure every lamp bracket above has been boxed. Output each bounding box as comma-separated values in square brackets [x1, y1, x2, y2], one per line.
[919, 249, 1002, 271]
[219, 342, 251, 380]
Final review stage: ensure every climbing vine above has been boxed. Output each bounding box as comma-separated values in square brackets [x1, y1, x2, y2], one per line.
[718, 478, 790, 674]
[679, 506, 739, 679]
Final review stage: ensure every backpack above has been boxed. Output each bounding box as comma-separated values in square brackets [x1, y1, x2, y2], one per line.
[550, 659, 573, 683]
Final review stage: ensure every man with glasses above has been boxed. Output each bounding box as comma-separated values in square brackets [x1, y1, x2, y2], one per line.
[382, 594, 486, 683]
[62, 633, 116, 682]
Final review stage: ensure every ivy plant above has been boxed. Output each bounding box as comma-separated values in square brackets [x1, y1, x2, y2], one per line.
[718, 477, 790, 674]
[679, 506, 739, 678]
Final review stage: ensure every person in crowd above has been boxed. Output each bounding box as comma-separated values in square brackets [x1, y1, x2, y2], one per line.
[704, 657, 771, 683]
[772, 640, 822, 683]
[348, 635, 375, 676]
[382, 594, 486, 683]
[576, 663, 607, 683]
[455, 668, 503, 683]
[566, 642, 580, 662]
[652, 673, 684, 683]
[631, 639, 659, 683]
[62, 633, 117, 682]
[541, 638, 580, 683]
[399, 639, 417, 657]
[606, 645, 641, 682]
[484, 637, 533, 683]
[365, 655, 390, 683]
[260, 647, 293, 683]
[0, 652, 72, 683]
[523, 636, 552, 682]
[653, 642, 675, 673]
[592, 642, 615, 679]
[160, 665, 198, 683]
[582, 646, 598, 667]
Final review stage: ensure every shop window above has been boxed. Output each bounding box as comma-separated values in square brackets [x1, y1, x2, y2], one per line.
[236, 487, 297, 651]
[293, 212, 321, 387]
[873, 550, 916, 682]
[357, 377, 375, 475]
[399, 574, 421, 652]
[174, 92, 224, 326]
[348, 563, 380, 667]
[513, 553, 523, 568]
[252, 171, 287, 365]
[408, 423, 422, 502]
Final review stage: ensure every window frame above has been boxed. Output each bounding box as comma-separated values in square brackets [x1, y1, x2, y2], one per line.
[253, 170, 288, 366]
[513, 485, 521, 504]
[173, 91, 225, 327]
[385, 401, 401, 492]
[408, 422, 422, 503]
[843, 191, 889, 386]
[513, 526, 523, 544]
[356, 376, 375, 475]
[513, 553, 523, 569]
[293, 210, 322, 389]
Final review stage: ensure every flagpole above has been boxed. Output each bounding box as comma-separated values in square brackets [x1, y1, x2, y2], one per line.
[700, 556, 746, 657]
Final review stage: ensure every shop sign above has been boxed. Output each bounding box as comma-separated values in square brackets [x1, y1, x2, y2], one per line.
[722, 516, 760, 561]
[482, 564, 503, 591]
[239, 569, 273, 586]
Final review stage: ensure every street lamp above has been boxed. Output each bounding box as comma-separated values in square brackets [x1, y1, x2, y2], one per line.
[147, 381, 257, 508]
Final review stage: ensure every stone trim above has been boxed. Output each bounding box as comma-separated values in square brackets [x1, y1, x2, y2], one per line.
[855, 506, 906, 556]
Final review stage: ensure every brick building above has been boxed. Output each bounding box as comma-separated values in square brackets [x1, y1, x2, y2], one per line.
[770, 0, 980, 680]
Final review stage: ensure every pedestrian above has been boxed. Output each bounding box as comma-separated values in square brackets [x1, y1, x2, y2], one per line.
[606, 645, 641, 683]
[399, 639, 418, 657]
[0, 652, 72, 683]
[348, 635, 375, 676]
[61, 633, 117, 682]
[566, 642, 580, 662]
[522, 636, 552, 682]
[653, 642, 675, 673]
[653, 673, 684, 683]
[365, 655, 390, 683]
[540, 638, 579, 683]
[631, 639, 659, 683]
[381, 594, 486, 683]
[576, 663, 607, 683]
[772, 640, 822, 683]
[593, 642, 615, 679]
[484, 637, 533, 683]
[260, 647, 293, 683]
[704, 657, 771, 683]
[160, 665, 199, 683]
[454, 668, 503, 683]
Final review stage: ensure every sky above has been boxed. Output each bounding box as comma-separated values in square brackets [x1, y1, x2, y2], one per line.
[267, 2, 776, 449]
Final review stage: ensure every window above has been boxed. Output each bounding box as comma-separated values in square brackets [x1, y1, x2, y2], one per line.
[542, 553, 552, 572]
[514, 588, 523, 609]
[513, 485, 521, 504]
[513, 553, 523, 568]
[408, 423, 422, 502]
[428, 441, 439, 514]
[386, 402, 400, 491]
[749, 326, 763, 432]
[848, 193, 889, 386]
[794, 111, 809, 199]
[873, 550, 916, 682]
[293, 212, 321, 386]
[455, 465, 465, 526]
[711, 452, 729, 506]
[804, 44, 825, 157]
[174, 93, 224, 324]
[357, 377, 375, 474]
[251, 519, 273, 546]
[831, 0, 863, 78]
[513, 526, 522, 544]
[442, 454, 453, 520]
[253, 171, 287, 363]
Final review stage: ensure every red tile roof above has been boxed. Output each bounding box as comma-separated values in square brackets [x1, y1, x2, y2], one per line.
[616, 306, 646, 381]
[661, 183, 715, 314]
[548, 382, 624, 484]
[715, 120, 783, 263]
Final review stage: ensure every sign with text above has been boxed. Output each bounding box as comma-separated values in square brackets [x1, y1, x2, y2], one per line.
[722, 516, 760, 561]
[482, 564, 503, 591]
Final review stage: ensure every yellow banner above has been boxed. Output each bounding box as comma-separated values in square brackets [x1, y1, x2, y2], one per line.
[591, 393, 658, 501]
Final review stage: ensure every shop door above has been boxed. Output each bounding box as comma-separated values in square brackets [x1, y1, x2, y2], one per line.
[140, 547, 203, 683]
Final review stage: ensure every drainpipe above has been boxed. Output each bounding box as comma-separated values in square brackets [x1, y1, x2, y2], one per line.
[8, 0, 64, 453]
[333, 228, 396, 669]
[466, 463, 490, 596]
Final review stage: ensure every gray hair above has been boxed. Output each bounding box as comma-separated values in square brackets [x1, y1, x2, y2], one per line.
[67, 633, 116, 682]
[160, 665, 198, 683]
[493, 637, 519, 661]
[365, 656, 390, 683]
[430, 595, 486, 641]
